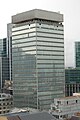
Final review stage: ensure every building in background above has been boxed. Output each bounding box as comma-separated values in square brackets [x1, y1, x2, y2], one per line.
[65, 68, 80, 96]
[75, 42, 80, 68]
[0, 93, 13, 115]
[65, 83, 80, 97]
[0, 23, 12, 92]
[0, 38, 7, 57]
[65, 42, 80, 97]
[7, 23, 12, 81]
[0, 38, 10, 91]
[12, 9, 65, 110]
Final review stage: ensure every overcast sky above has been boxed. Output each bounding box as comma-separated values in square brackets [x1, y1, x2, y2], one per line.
[0, 0, 80, 67]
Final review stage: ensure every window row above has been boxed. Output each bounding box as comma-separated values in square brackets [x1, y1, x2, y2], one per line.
[12, 32, 36, 40]
[12, 39, 63, 46]
[12, 27, 63, 36]
[36, 28, 64, 35]
[12, 37, 36, 44]
[12, 44, 63, 51]
[12, 45, 64, 51]
[12, 67, 64, 72]
[36, 23, 63, 31]
[12, 23, 63, 32]
[12, 23, 36, 31]
[12, 28, 36, 36]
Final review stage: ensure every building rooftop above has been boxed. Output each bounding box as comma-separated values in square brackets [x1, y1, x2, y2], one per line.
[0, 112, 56, 120]
[19, 112, 56, 120]
[54, 95, 80, 100]
[0, 116, 8, 120]
[12, 9, 63, 24]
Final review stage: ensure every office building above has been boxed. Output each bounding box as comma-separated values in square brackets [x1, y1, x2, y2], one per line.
[0, 38, 10, 91]
[7, 23, 13, 81]
[12, 9, 65, 110]
[75, 42, 80, 67]
[0, 38, 7, 57]
[0, 24, 12, 92]
[65, 42, 80, 97]
[65, 68, 80, 96]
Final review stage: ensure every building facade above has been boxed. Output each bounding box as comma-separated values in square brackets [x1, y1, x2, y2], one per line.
[49, 95, 80, 119]
[0, 24, 12, 92]
[7, 23, 13, 81]
[0, 93, 13, 115]
[12, 9, 65, 110]
[75, 42, 80, 68]
[65, 68, 80, 96]
[65, 83, 80, 96]
[0, 38, 7, 57]
[0, 38, 10, 91]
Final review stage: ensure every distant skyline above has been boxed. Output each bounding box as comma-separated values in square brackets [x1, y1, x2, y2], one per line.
[0, 0, 80, 67]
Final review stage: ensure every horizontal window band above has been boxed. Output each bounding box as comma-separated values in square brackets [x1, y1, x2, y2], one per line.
[12, 26, 36, 32]
[12, 40, 64, 45]
[36, 30, 64, 35]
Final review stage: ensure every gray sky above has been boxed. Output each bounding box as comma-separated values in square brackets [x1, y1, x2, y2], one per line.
[0, 0, 80, 67]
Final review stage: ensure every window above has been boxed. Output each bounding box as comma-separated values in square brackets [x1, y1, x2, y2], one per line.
[2, 99, 5, 101]
[3, 103, 5, 105]
[7, 110, 9, 113]
[7, 103, 9, 105]
[3, 111, 5, 113]
[11, 102, 13, 105]
[52, 107, 56, 110]
[76, 100, 78, 103]
[57, 101, 61, 104]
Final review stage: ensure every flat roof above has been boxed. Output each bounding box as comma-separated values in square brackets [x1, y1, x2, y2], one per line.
[12, 9, 63, 24]
[0, 116, 8, 120]
[54, 95, 80, 100]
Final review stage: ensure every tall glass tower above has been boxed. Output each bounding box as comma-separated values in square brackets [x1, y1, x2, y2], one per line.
[0, 38, 9, 90]
[75, 42, 80, 67]
[12, 9, 65, 110]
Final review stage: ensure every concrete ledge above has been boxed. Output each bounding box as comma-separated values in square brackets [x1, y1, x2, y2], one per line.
[12, 9, 63, 24]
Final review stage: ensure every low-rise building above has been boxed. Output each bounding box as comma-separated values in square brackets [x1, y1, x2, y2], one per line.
[49, 95, 80, 119]
[0, 93, 13, 115]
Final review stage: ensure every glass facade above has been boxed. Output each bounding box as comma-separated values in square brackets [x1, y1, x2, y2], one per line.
[75, 42, 80, 67]
[0, 39, 3, 57]
[0, 38, 7, 57]
[0, 38, 9, 90]
[65, 68, 80, 84]
[65, 68, 80, 96]
[12, 20, 65, 110]
[7, 23, 13, 81]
